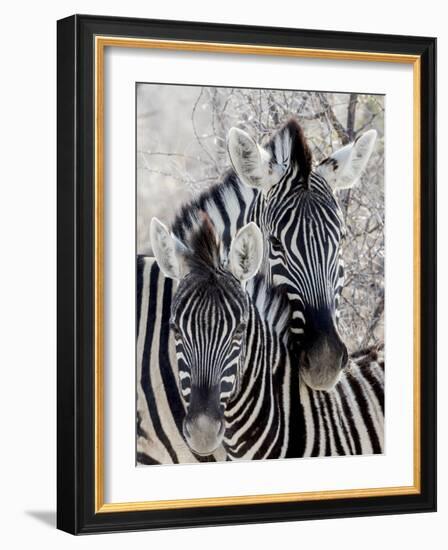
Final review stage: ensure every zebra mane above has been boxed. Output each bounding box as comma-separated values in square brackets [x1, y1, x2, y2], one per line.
[264, 117, 313, 187]
[184, 215, 221, 276]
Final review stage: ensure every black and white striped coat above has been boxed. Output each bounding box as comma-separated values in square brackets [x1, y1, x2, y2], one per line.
[137, 256, 384, 464]
[137, 118, 382, 463]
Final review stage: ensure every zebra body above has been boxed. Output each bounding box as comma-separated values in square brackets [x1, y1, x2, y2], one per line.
[137, 247, 384, 464]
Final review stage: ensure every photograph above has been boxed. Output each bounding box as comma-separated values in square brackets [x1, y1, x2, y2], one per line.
[136, 84, 385, 465]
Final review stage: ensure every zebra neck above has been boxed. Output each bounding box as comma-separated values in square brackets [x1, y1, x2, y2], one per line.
[171, 171, 262, 253]
[242, 302, 269, 378]
[223, 302, 291, 460]
[228, 301, 289, 411]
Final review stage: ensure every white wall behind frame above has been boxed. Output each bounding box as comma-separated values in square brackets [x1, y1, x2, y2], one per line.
[0, 1, 443, 549]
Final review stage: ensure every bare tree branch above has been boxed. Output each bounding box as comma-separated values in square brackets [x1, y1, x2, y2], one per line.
[317, 93, 350, 145]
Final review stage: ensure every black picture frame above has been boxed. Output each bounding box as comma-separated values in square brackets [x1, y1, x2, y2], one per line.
[57, 14, 436, 534]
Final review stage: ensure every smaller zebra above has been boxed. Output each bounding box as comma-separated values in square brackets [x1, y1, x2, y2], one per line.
[151, 216, 291, 458]
[149, 217, 384, 460]
[136, 254, 227, 464]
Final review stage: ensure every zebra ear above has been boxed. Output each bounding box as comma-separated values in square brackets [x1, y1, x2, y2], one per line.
[316, 129, 377, 191]
[150, 218, 187, 280]
[227, 128, 271, 190]
[228, 222, 263, 283]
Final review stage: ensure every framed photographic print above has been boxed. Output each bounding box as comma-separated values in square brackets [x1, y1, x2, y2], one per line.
[57, 14, 436, 534]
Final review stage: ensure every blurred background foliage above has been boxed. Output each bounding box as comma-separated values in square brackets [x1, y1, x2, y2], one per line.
[137, 84, 384, 353]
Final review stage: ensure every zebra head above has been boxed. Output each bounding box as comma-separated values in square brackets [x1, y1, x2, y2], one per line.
[228, 119, 377, 391]
[151, 217, 263, 456]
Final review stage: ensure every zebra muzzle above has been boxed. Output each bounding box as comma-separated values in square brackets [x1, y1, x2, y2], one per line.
[299, 338, 348, 392]
[183, 414, 225, 456]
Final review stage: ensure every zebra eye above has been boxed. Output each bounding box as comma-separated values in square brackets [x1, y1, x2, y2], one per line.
[269, 235, 283, 250]
[170, 322, 182, 340]
[233, 323, 246, 339]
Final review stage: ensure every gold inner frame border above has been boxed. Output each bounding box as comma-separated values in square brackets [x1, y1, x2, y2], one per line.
[94, 36, 421, 513]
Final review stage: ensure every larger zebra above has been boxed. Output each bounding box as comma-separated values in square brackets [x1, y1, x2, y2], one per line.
[137, 118, 381, 463]
[146, 217, 384, 460]
[172, 119, 377, 389]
